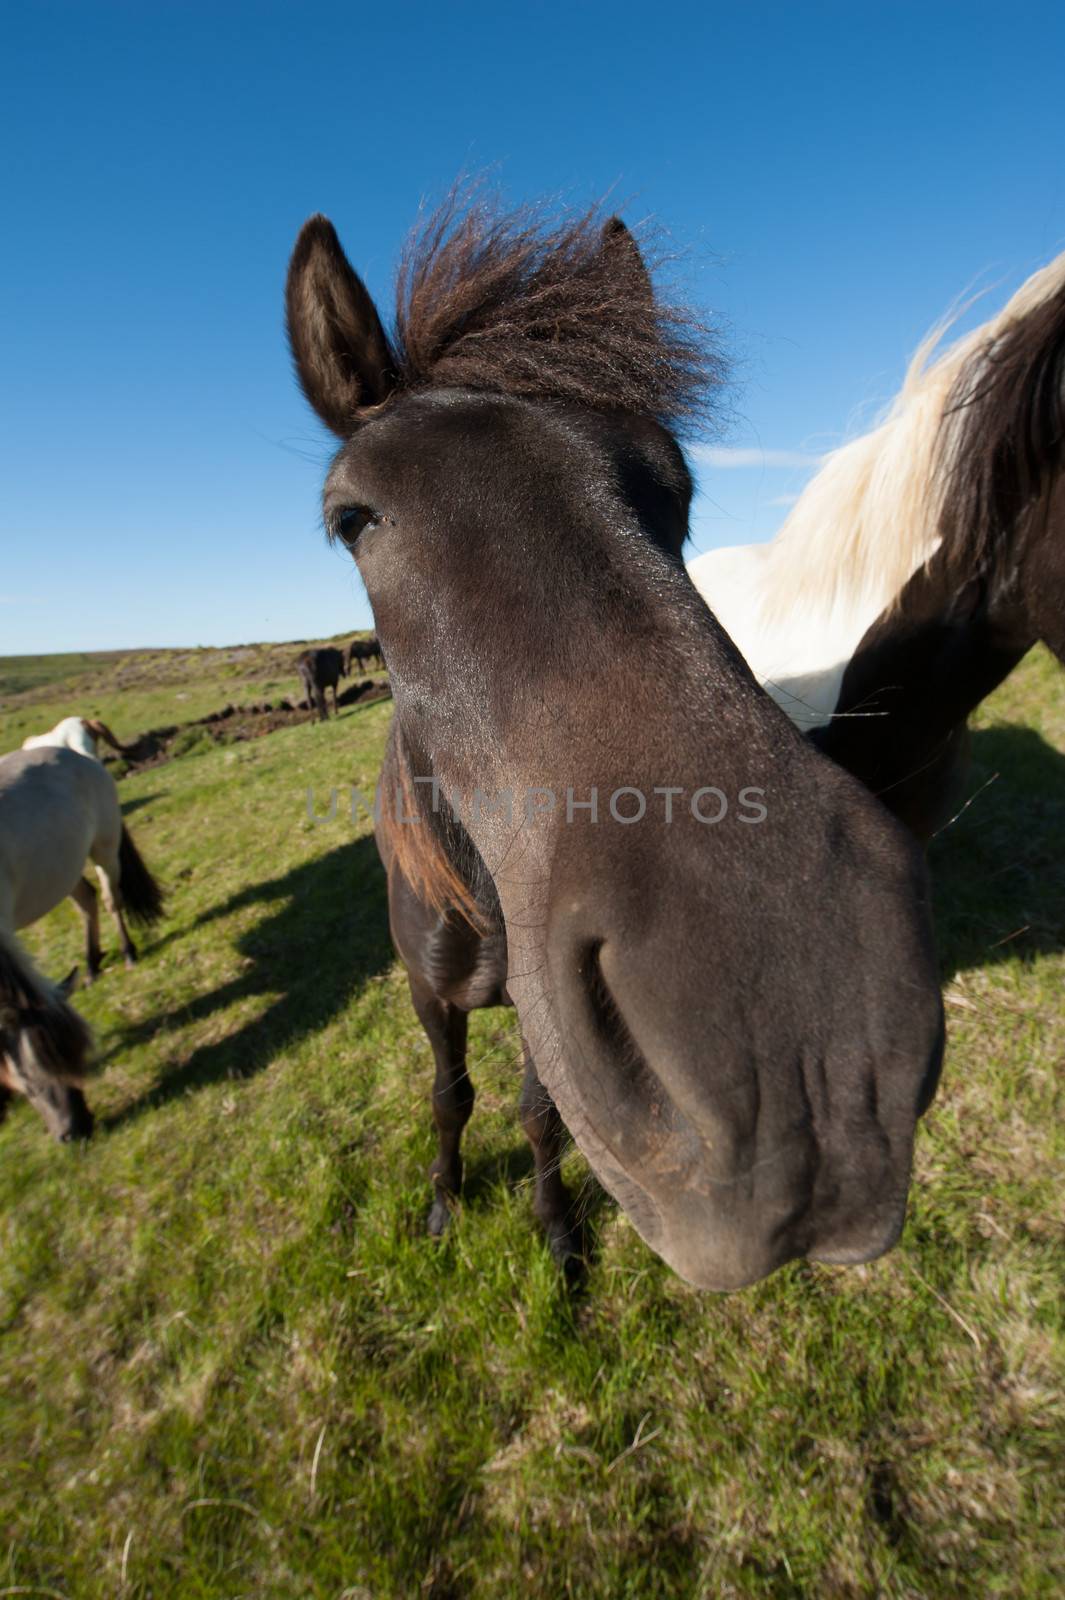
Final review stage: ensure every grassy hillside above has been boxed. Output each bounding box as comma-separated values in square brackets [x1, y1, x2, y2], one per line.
[0, 650, 129, 700]
[0, 644, 1062, 1599]
[0, 633, 366, 749]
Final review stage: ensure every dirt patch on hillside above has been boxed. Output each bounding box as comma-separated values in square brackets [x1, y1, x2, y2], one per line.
[112, 677, 392, 774]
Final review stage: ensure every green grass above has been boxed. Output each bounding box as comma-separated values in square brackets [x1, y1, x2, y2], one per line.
[1, 646, 1063, 1598]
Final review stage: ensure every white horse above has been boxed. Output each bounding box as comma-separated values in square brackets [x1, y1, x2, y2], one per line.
[22, 715, 127, 761]
[0, 747, 164, 1140]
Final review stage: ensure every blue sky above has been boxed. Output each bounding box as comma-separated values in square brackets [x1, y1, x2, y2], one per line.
[4, 1, 1064, 653]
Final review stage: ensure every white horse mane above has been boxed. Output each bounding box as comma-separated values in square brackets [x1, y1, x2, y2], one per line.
[757, 245, 1065, 625]
[687, 246, 1065, 729]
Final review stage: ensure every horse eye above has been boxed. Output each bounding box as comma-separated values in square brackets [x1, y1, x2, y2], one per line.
[333, 505, 379, 547]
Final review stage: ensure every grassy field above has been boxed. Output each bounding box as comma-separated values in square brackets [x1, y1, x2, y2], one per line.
[0, 644, 1062, 1599]
[0, 633, 363, 747]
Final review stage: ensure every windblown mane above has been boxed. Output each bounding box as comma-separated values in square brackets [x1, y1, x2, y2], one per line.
[382, 188, 727, 432]
[376, 736, 495, 932]
[935, 249, 1065, 576]
[757, 246, 1065, 624]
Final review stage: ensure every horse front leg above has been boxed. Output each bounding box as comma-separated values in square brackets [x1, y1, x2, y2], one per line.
[520, 1045, 581, 1267]
[409, 977, 473, 1237]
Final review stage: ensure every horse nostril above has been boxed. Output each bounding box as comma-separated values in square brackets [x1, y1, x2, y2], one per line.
[582, 941, 625, 1049]
[580, 940, 656, 1087]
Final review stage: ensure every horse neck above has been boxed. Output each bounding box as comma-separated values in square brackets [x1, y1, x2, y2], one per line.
[1016, 476, 1065, 663]
[814, 544, 1036, 836]
[687, 411, 949, 732]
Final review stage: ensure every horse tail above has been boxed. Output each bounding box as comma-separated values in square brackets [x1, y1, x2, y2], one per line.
[84, 719, 127, 754]
[118, 825, 165, 925]
[0, 931, 94, 1089]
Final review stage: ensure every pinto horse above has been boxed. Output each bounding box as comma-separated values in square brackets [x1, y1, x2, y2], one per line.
[286, 192, 945, 1290]
[0, 749, 164, 1139]
[22, 715, 128, 762]
[689, 248, 1065, 841]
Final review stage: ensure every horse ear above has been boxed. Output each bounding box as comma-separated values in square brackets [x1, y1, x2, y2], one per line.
[601, 217, 655, 306]
[286, 215, 396, 436]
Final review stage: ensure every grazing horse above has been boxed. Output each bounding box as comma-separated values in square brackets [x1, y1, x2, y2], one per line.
[297, 645, 346, 721]
[22, 716, 127, 762]
[688, 248, 1065, 841]
[346, 636, 384, 673]
[286, 191, 945, 1290]
[0, 954, 91, 1142]
[0, 748, 164, 1138]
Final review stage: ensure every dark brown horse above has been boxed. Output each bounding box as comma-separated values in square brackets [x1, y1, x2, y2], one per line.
[689, 248, 1065, 841]
[345, 636, 384, 673]
[286, 192, 945, 1291]
[297, 645, 346, 721]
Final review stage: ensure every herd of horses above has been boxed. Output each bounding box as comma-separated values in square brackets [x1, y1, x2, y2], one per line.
[297, 636, 384, 721]
[2, 189, 1062, 1296]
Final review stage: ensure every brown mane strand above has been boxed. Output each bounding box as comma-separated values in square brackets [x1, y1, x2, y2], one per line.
[377, 757, 489, 931]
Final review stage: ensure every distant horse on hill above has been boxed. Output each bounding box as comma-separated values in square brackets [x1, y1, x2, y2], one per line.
[0, 747, 164, 1140]
[285, 187, 944, 1290]
[688, 246, 1065, 841]
[22, 716, 127, 762]
[345, 636, 384, 672]
[297, 646, 346, 721]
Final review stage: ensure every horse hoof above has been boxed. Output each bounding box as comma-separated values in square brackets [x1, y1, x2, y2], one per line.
[546, 1224, 584, 1273]
[427, 1197, 453, 1237]
[124, 953, 137, 971]
[60, 1109, 95, 1143]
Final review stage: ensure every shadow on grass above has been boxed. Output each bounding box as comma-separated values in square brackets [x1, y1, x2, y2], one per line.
[119, 791, 165, 817]
[930, 725, 1065, 981]
[103, 833, 392, 1129]
[463, 1138, 536, 1205]
[462, 1133, 614, 1288]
